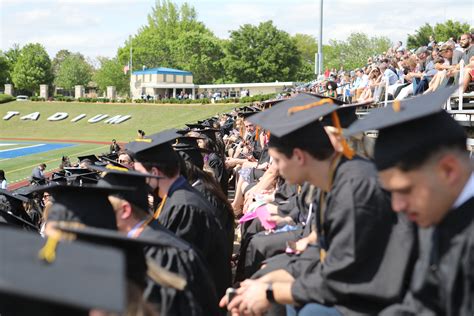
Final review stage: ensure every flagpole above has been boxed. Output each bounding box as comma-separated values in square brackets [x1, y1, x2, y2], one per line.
[129, 35, 133, 99]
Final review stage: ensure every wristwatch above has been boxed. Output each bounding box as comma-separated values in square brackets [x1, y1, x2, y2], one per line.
[266, 283, 275, 303]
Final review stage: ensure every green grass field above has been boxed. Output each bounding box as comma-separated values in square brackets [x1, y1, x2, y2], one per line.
[0, 101, 240, 185]
[0, 101, 238, 142]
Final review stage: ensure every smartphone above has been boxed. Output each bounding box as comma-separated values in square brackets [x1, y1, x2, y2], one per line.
[226, 287, 237, 303]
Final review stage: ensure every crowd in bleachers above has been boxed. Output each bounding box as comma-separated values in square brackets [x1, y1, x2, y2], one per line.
[299, 34, 474, 104]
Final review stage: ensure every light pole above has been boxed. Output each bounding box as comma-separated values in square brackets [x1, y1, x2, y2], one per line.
[316, 0, 324, 76]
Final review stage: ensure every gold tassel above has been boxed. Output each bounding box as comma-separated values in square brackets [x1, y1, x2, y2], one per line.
[255, 126, 260, 141]
[392, 100, 401, 112]
[38, 235, 60, 263]
[106, 165, 129, 172]
[147, 258, 187, 291]
[287, 98, 334, 115]
[320, 249, 327, 263]
[134, 138, 152, 143]
[331, 112, 354, 159]
[152, 194, 167, 220]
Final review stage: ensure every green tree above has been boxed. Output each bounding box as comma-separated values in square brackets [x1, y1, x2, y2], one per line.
[0, 54, 9, 86]
[293, 33, 317, 63]
[172, 32, 224, 84]
[54, 54, 93, 91]
[116, 0, 215, 76]
[11, 43, 53, 94]
[293, 33, 317, 81]
[52, 49, 72, 77]
[3, 44, 21, 84]
[407, 20, 471, 49]
[223, 21, 301, 83]
[93, 58, 129, 95]
[323, 33, 391, 71]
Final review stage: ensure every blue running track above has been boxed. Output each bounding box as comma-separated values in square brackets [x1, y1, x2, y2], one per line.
[0, 143, 75, 159]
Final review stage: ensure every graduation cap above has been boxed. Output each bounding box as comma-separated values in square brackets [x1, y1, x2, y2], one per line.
[88, 165, 161, 212]
[172, 136, 207, 169]
[308, 93, 347, 106]
[238, 106, 259, 113]
[0, 226, 126, 315]
[192, 128, 220, 143]
[248, 93, 356, 158]
[125, 129, 180, 164]
[99, 155, 130, 169]
[77, 154, 101, 164]
[0, 189, 38, 231]
[31, 183, 132, 230]
[55, 224, 187, 292]
[247, 93, 338, 138]
[345, 86, 465, 171]
[64, 167, 100, 185]
[13, 185, 40, 198]
[176, 128, 190, 135]
[186, 123, 205, 130]
[238, 111, 258, 119]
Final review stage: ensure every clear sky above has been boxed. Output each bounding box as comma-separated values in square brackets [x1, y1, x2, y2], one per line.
[0, 0, 472, 60]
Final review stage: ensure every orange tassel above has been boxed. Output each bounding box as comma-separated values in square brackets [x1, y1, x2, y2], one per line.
[331, 112, 354, 160]
[288, 98, 334, 115]
[392, 100, 401, 112]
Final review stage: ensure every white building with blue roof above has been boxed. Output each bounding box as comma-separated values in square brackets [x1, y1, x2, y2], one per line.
[131, 67, 195, 99]
[131, 66, 296, 100]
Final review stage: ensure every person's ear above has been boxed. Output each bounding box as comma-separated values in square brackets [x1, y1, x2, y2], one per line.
[292, 148, 306, 165]
[324, 126, 343, 153]
[121, 201, 133, 220]
[436, 154, 462, 187]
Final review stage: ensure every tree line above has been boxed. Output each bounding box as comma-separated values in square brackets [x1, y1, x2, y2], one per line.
[0, 0, 469, 96]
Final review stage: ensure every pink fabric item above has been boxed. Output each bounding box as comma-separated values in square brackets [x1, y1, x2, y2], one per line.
[239, 205, 276, 230]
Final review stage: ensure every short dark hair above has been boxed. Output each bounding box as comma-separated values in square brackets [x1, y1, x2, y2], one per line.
[140, 160, 180, 178]
[268, 123, 334, 161]
[395, 140, 467, 172]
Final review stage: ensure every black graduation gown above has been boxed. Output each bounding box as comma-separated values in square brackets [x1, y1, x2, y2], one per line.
[208, 152, 228, 195]
[241, 183, 315, 279]
[139, 222, 220, 316]
[380, 197, 474, 316]
[234, 180, 300, 282]
[157, 177, 232, 299]
[290, 157, 417, 315]
[192, 180, 235, 251]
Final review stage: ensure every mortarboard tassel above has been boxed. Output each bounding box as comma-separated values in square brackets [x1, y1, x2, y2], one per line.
[152, 194, 168, 220]
[331, 112, 355, 159]
[287, 98, 334, 115]
[392, 100, 401, 112]
[255, 126, 260, 142]
[287, 98, 355, 159]
[38, 235, 60, 263]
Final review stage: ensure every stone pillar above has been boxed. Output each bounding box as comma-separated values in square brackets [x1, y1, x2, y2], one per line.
[191, 87, 195, 100]
[39, 84, 48, 99]
[106, 86, 116, 100]
[172, 88, 176, 99]
[4, 84, 13, 96]
[75, 85, 84, 99]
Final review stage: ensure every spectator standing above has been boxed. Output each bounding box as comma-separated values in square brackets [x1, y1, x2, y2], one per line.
[0, 170, 7, 189]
